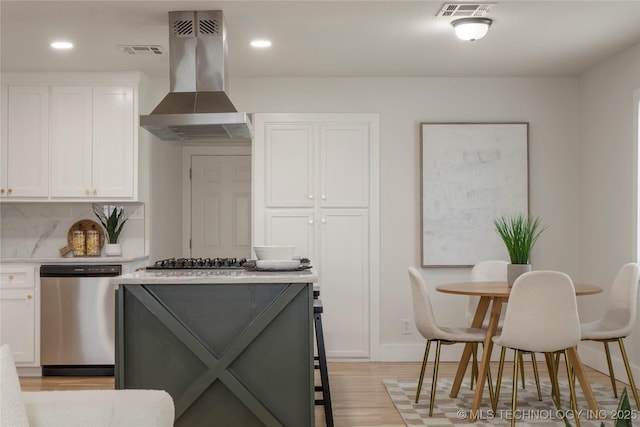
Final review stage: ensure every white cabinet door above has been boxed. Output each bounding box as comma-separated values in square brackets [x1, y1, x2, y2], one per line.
[5, 86, 49, 198]
[0, 289, 36, 364]
[320, 123, 370, 208]
[0, 266, 37, 365]
[0, 86, 7, 195]
[50, 86, 93, 197]
[264, 123, 315, 208]
[92, 86, 135, 198]
[265, 210, 315, 260]
[319, 210, 369, 358]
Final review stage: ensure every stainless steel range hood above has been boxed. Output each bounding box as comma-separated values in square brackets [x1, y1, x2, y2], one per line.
[140, 10, 252, 141]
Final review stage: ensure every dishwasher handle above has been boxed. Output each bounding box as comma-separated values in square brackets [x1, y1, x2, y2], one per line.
[40, 264, 122, 277]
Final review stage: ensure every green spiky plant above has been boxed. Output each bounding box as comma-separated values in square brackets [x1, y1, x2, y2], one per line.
[553, 387, 633, 427]
[93, 204, 128, 244]
[494, 214, 547, 264]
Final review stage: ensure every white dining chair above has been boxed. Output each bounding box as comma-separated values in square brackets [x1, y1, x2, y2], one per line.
[408, 266, 492, 416]
[580, 262, 640, 409]
[492, 271, 582, 427]
[467, 260, 541, 400]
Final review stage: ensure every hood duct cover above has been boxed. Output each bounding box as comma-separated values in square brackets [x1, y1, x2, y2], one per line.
[140, 10, 252, 141]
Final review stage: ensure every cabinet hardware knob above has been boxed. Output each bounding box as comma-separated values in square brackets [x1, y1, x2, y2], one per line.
[8, 275, 14, 280]
[308, 194, 314, 199]
[27, 294, 33, 300]
[321, 195, 326, 200]
[7, 188, 12, 194]
[85, 189, 90, 195]
[321, 218, 326, 224]
[308, 219, 314, 225]
[0, 189, 4, 194]
[92, 189, 97, 195]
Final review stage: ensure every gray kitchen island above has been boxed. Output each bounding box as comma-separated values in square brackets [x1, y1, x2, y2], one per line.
[111, 269, 317, 427]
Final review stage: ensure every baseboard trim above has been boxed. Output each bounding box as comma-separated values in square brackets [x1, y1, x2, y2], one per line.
[372, 343, 515, 362]
[16, 366, 42, 377]
[578, 341, 640, 388]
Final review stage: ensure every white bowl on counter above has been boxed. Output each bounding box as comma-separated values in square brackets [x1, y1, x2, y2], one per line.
[253, 245, 295, 260]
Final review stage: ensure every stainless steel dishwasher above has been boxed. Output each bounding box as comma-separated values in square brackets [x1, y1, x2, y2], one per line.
[40, 264, 121, 376]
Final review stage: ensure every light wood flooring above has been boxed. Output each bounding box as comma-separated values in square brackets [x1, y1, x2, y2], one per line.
[19, 361, 635, 426]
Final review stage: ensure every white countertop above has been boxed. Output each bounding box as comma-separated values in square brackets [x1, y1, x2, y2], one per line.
[111, 268, 318, 284]
[1, 255, 149, 264]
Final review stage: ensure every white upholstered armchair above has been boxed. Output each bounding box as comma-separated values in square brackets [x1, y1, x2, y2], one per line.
[1, 345, 175, 427]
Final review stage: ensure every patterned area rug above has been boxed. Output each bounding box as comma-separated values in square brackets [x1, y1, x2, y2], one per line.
[383, 377, 627, 426]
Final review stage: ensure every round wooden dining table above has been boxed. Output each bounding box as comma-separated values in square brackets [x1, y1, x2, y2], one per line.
[436, 281, 602, 421]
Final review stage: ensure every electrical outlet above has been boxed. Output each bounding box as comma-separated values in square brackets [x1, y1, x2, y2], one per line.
[401, 318, 412, 334]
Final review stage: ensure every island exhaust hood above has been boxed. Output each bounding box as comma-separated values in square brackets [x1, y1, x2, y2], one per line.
[140, 10, 252, 141]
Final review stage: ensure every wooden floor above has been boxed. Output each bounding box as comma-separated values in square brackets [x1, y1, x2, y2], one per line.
[19, 361, 634, 426]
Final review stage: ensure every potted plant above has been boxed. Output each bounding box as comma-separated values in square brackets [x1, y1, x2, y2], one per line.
[93, 204, 128, 256]
[494, 214, 547, 287]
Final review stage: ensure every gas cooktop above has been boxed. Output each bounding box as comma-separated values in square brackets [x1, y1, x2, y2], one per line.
[147, 257, 247, 270]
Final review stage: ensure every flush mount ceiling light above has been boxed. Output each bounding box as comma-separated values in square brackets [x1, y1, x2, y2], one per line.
[250, 39, 272, 48]
[50, 41, 73, 49]
[451, 17, 492, 41]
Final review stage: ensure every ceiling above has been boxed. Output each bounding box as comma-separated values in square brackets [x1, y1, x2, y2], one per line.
[2, 1, 640, 79]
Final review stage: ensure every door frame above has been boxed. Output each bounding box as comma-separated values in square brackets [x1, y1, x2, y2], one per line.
[181, 143, 251, 257]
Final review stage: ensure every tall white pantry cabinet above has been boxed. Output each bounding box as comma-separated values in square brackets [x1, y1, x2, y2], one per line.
[253, 113, 380, 359]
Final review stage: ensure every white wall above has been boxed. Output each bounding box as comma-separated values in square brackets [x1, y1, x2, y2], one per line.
[230, 77, 580, 360]
[578, 42, 640, 382]
[138, 78, 182, 262]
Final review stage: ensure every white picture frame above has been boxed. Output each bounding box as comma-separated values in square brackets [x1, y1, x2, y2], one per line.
[420, 122, 529, 267]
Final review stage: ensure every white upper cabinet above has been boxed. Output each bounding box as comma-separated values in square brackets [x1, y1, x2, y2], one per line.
[50, 86, 93, 197]
[319, 124, 369, 208]
[91, 86, 135, 198]
[264, 123, 315, 207]
[1, 72, 141, 202]
[1, 86, 49, 198]
[263, 122, 369, 209]
[0, 86, 7, 196]
[51, 85, 135, 199]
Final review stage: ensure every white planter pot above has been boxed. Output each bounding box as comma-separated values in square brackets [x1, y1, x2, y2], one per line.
[507, 263, 531, 287]
[104, 243, 122, 257]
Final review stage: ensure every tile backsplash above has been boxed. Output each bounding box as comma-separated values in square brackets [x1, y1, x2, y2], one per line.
[0, 203, 145, 259]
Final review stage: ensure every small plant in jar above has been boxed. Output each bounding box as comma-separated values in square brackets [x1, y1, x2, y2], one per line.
[92, 204, 128, 244]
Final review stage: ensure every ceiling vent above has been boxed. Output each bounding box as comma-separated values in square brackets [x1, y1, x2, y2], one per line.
[119, 45, 164, 55]
[436, 3, 495, 17]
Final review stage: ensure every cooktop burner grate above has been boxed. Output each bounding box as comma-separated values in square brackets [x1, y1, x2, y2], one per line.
[147, 257, 247, 270]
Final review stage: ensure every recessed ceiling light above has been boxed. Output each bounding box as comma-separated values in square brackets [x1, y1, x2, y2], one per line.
[250, 40, 272, 48]
[50, 41, 74, 50]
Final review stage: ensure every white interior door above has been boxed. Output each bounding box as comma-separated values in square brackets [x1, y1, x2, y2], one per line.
[191, 155, 251, 258]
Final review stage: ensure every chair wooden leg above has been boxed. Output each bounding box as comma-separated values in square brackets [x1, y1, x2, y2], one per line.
[564, 349, 580, 427]
[618, 338, 640, 410]
[415, 340, 431, 403]
[486, 355, 495, 405]
[470, 342, 477, 390]
[603, 341, 618, 398]
[511, 349, 519, 427]
[429, 341, 442, 417]
[530, 352, 542, 401]
[545, 352, 561, 403]
[493, 346, 506, 411]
